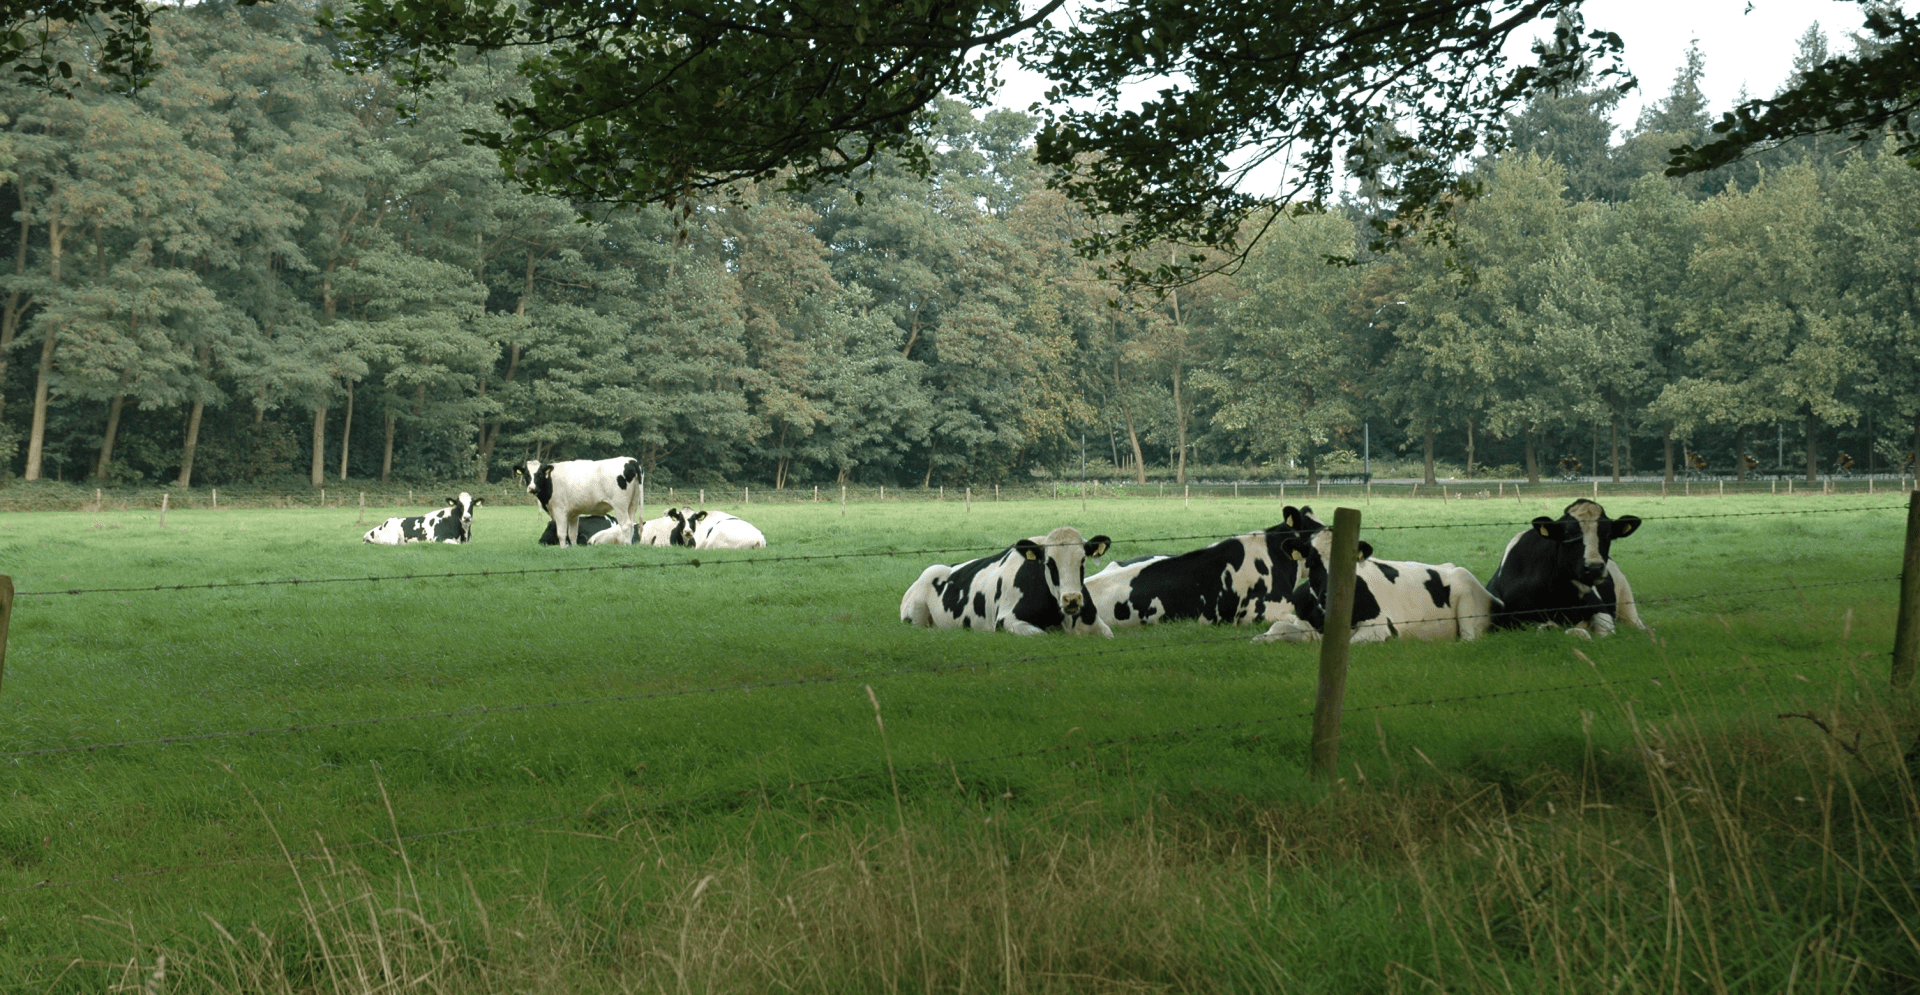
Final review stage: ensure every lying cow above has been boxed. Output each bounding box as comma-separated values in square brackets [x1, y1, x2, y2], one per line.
[363, 493, 483, 545]
[1253, 508, 1497, 643]
[1085, 509, 1322, 632]
[901, 526, 1113, 637]
[665, 508, 766, 549]
[537, 514, 664, 545]
[516, 457, 642, 547]
[1487, 498, 1644, 637]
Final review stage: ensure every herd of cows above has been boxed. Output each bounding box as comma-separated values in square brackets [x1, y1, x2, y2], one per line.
[357, 455, 1643, 645]
[360, 457, 767, 549]
[902, 500, 1645, 644]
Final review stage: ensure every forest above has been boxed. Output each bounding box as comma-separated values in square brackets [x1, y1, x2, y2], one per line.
[1, 3, 1916, 492]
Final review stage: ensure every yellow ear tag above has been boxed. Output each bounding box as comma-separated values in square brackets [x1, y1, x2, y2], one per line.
[1290, 550, 1304, 561]
[1537, 525, 1551, 537]
[1023, 548, 1039, 561]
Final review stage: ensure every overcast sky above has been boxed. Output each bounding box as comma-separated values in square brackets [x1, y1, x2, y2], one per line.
[987, 0, 1902, 195]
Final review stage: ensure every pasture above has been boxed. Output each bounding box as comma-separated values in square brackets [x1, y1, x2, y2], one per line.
[0, 491, 1913, 993]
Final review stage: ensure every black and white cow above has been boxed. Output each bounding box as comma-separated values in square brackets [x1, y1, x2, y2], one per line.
[1253, 508, 1497, 644]
[363, 493, 483, 545]
[1486, 498, 1644, 638]
[517, 458, 642, 547]
[901, 526, 1114, 637]
[536, 510, 692, 546]
[1084, 509, 1321, 633]
[665, 508, 766, 549]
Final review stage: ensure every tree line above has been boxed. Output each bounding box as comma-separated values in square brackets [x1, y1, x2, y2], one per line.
[0, 6, 1913, 490]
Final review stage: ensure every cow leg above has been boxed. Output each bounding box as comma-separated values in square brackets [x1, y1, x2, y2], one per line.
[1252, 619, 1318, 643]
[1002, 618, 1048, 636]
[899, 566, 948, 627]
[1607, 562, 1648, 632]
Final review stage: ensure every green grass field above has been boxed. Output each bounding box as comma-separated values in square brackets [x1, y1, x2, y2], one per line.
[0, 491, 1914, 993]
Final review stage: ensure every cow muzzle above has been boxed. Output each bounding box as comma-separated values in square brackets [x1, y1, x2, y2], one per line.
[1578, 560, 1606, 585]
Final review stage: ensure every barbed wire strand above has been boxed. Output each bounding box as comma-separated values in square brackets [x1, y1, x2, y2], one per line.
[3, 575, 1898, 762]
[12, 503, 1905, 599]
[2, 648, 1876, 898]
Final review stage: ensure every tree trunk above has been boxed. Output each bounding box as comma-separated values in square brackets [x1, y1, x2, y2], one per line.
[95, 394, 126, 481]
[1609, 414, 1621, 483]
[178, 398, 205, 488]
[382, 411, 396, 484]
[1805, 410, 1820, 484]
[1422, 422, 1437, 485]
[24, 209, 64, 481]
[1465, 416, 1476, 480]
[1663, 426, 1675, 484]
[0, 191, 33, 425]
[1172, 360, 1188, 484]
[310, 405, 328, 488]
[923, 438, 936, 488]
[338, 379, 354, 480]
[177, 344, 212, 488]
[1114, 356, 1147, 485]
[1306, 449, 1319, 486]
[1524, 426, 1540, 484]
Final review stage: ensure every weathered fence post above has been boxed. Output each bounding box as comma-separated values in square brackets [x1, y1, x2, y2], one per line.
[159, 493, 169, 528]
[1311, 507, 1363, 780]
[814, 485, 819, 502]
[359, 491, 366, 525]
[94, 488, 102, 511]
[211, 488, 217, 509]
[1890, 490, 1920, 693]
[1081, 482, 1086, 512]
[321, 487, 326, 506]
[966, 486, 972, 512]
[1184, 484, 1190, 509]
[841, 485, 847, 516]
[995, 484, 1000, 502]
[1234, 482, 1239, 499]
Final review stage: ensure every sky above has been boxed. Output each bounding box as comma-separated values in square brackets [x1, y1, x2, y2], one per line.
[986, 0, 1902, 196]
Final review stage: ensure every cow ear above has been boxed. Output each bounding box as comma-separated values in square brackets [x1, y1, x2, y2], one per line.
[1280, 537, 1310, 561]
[691, 511, 708, 523]
[1016, 539, 1043, 561]
[1084, 536, 1111, 559]
[1611, 515, 1641, 538]
[1356, 540, 1373, 560]
[472, 497, 484, 506]
[1282, 505, 1301, 529]
[446, 497, 457, 506]
[1532, 516, 1555, 537]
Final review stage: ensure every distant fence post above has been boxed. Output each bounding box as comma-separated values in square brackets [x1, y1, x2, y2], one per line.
[814, 485, 819, 502]
[212, 488, 217, 509]
[0, 574, 12, 693]
[966, 486, 972, 512]
[1310, 507, 1362, 780]
[841, 485, 847, 516]
[1183, 485, 1189, 509]
[1891, 491, 1920, 693]
[159, 493, 169, 528]
[359, 491, 366, 525]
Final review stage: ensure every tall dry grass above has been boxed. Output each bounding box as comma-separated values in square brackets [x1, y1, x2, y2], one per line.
[88, 692, 1920, 995]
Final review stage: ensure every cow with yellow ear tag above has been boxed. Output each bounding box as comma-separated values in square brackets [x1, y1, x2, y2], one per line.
[1487, 498, 1645, 638]
[901, 526, 1114, 637]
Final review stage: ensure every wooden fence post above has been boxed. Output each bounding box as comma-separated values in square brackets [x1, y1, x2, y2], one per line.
[966, 486, 972, 512]
[359, 491, 366, 525]
[159, 493, 168, 528]
[841, 485, 847, 515]
[1311, 507, 1363, 780]
[1890, 490, 1920, 693]
[212, 488, 217, 509]
[1183, 484, 1189, 509]
[0, 574, 12, 693]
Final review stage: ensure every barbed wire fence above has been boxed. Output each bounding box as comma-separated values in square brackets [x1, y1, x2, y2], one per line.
[0, 498, 1912, 902]
[0, 647, 1885, 898]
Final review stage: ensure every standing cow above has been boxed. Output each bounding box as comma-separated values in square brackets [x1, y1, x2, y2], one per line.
[1252, 507, 1497, 644]
[901, 526, 1114, 637]
[517, 458, 642, 547]
[364, 493, 484, 545]
[1486, 498, 1645, 637]
[1084, 510, 1322, 633]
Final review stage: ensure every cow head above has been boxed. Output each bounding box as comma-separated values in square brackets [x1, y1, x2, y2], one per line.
[1014, 526, 1112, 633]
[1529, 499, 1641, 586]
[444, 492, 483, 542]
[515, 460, 554, 510]
[665, 508, 705, 547]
